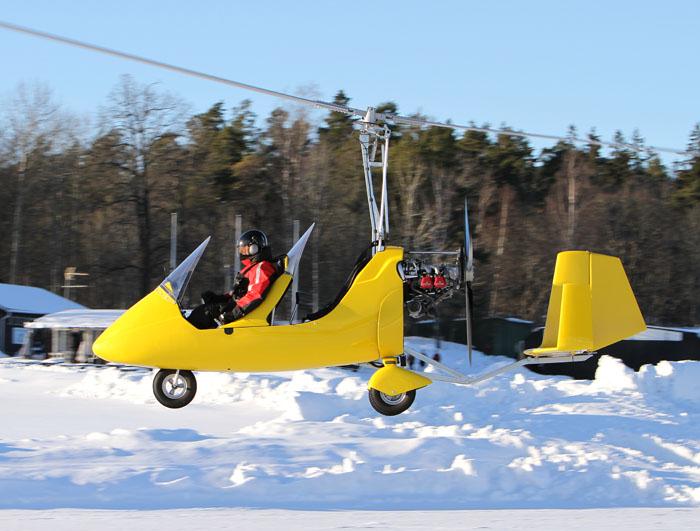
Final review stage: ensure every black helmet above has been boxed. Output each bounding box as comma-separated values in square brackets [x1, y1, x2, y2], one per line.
[237, 229, 269, 260]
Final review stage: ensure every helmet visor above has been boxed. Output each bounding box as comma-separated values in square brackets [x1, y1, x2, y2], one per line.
[238, 243, 254, 256]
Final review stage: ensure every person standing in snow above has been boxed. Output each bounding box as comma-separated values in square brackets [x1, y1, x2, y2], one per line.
[188, 229, 279, 328]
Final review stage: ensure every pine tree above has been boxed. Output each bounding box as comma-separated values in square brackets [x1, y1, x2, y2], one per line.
[674, 124, 700, 207]
[318, 90, 354, 145]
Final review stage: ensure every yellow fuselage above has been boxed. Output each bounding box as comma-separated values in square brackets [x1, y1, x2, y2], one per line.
[93, 247, 405, 372]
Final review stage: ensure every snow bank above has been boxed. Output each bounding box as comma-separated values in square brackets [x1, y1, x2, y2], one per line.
[638, 359, 700, 403]
[0, 340, 699, 510]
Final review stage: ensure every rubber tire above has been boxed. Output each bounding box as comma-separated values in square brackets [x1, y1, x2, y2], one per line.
[153, 369, 197, 409]
[368, 388, 416, 416]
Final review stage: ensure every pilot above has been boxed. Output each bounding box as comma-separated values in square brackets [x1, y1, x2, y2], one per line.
[191, 229, 278, 328]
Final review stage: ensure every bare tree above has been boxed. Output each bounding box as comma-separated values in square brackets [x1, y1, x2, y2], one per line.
[98, 75, 188, 295]
[1, 82, 71, 283]
[266, 107, 310, 242]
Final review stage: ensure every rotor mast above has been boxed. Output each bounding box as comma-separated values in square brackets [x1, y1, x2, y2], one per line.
[358, 108, 391, 252]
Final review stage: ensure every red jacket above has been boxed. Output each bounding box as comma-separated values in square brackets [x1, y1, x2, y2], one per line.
[226, 258, 278, 315]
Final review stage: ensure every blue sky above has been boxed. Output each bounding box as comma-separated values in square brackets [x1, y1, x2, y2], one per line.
[1, 1, 698, 161]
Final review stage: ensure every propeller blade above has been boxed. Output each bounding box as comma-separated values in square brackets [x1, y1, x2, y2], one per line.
[463, 197, 475, 365]
[466, 281, 474, 366]
[464, 198, 474, 281]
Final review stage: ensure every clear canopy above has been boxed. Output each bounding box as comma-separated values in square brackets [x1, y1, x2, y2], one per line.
[160, 237, 210, 304]
[285, 223, 314, 276]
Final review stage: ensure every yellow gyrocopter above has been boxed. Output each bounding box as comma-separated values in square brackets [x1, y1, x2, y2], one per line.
[0, 21, 649, 415]
[92, 215, 646, 415]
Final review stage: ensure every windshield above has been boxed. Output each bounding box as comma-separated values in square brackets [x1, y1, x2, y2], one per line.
[160, 237, 210, 305]
[286, 223, 314, 276]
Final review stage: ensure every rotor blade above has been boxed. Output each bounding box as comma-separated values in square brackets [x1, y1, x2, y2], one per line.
[0, 19, 366, 118]
[383, 113, 688, 156]
[0, 19, 688, 156]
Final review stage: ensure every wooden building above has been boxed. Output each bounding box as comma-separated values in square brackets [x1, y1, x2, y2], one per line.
[0, 283, 84, 356]
[22, 309, 124, 362]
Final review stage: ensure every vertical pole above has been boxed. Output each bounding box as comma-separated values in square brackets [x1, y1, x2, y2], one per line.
[63, 269, 71, 300]
[290, 219, 300, 320]
[234, 214, 242, 274]
[489, 186, 512, 315]
[169, 212, 178, 272]
[224, 210, 234, 291]
[312, 225, 319, 312]
[19, 328, 32, 358]
[566, 152, 576, 248]
[9, 154, 27, 284]
[51, 329, 59, 357]
[223, 263, 232, 292]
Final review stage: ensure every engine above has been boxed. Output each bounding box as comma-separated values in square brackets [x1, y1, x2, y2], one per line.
[399, 256, 462, 319]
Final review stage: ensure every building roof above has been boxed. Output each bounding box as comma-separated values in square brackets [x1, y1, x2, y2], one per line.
[0, 283, 86, 315]
[25, 309, 123, 330]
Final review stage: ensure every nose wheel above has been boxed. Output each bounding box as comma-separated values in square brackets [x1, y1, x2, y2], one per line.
[153, 369, 197, 408]
[368, 388, 416, 416]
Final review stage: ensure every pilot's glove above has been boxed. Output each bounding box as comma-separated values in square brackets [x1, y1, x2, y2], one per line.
[203, 302, 222, 322]
[220, 300, 235, 314]
[219, 305, 244, 324]
[232, 277, 249, 298]
[202, 291, 229, 304]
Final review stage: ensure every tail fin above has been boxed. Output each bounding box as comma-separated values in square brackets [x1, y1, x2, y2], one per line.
[526, 251, 646, 357]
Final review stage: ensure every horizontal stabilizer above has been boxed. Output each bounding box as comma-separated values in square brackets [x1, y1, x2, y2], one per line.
[526, 251, 646, 357]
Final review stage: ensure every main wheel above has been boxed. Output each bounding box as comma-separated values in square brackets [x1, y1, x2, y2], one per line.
[368, 388, 416, 416]
[153, 369, 197, 409]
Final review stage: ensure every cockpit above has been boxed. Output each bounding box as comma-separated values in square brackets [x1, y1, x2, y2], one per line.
[159, 225, 314, 326]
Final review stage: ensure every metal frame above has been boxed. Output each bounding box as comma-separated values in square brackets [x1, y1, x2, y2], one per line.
[358, 109, 391, 252]
[407, 251, 461, 256]
[403, 346, 593, 386]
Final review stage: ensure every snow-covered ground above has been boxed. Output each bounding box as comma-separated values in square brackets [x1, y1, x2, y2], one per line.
[1, 338, 699, 527]
[1, 507, 699, 531]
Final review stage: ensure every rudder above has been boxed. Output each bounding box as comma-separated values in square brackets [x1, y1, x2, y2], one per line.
[526, 251, 646, 356]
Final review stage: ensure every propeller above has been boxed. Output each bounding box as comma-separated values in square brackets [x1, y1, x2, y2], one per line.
[463, 197, 475, 365]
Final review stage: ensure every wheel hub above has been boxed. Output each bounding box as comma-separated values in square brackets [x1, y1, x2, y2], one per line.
[380, 392, 406, 405]
[162, 374, 187, 399]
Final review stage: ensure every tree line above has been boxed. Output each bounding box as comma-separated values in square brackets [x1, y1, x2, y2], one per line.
[1, 76, 698, 326]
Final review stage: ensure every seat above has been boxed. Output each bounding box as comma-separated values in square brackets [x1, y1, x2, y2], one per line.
[219, 223, 316, 328]
[304, 242, 376, 322]
[229, 255, 291, 327]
